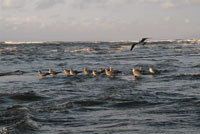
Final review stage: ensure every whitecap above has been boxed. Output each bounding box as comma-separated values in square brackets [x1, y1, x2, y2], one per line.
[64, 48, 97, 53]
[2, 41, 46, 45]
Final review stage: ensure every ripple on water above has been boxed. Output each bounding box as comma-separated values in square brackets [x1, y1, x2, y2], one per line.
[0, 91, 47, 102]
[0, 105, 40, 133]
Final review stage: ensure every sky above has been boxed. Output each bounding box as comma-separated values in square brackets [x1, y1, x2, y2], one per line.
[0, 0, 200, 41]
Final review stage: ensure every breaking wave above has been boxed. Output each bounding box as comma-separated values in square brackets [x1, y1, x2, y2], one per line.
[48, 48, 97, 53]
[1, 39, 200, 45]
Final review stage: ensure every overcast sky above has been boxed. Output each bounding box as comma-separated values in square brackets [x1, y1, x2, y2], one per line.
[0, 0, 200, 41]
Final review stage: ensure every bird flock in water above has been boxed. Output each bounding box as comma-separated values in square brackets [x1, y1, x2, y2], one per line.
[38, 66, 158, 78]
[38, 38, 158, 78]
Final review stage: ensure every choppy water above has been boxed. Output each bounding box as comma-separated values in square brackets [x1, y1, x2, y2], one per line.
[1, 40, 200, 134]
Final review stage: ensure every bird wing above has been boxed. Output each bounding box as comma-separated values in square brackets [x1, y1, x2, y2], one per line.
[130, 43, 138, 51]
[140, 38, 147, 43]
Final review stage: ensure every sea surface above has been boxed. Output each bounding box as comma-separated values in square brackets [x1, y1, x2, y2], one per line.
[1, 40, 200, 134]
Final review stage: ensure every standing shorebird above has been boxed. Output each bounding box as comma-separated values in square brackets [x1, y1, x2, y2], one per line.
[109, 66, 114, 72]
[139, 66, 143, 72]
[130, 38, 150, 51]
[64, 69, 70, 76]
[105, 69, 113, 76]
[49, 68, 61, 76]
[132, 68, 142, 77]
[105, 68, 120, 76]
[109, 66, 121, 74]
[149, 67, 159, 74]
[38, 70, 49, 77]
[92, 70, 100, 77]
[138, 66, 148, 74]
[70, 69, 80, 76]
[84, 67, 92, 75]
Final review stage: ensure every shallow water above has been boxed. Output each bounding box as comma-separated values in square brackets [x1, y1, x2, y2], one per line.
[1, 40, 200, 134]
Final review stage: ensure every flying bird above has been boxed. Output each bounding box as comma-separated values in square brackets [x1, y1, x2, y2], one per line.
[130, 38, 150, 51]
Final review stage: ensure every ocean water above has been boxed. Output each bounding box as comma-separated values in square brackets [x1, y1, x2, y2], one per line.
[1, 40, 200, 134]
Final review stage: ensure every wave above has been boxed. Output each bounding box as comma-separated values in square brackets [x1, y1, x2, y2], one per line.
[110, 46, 130, 51]
[173, 73, 200, 80]
[0, 91, 46, 101]
[1, 41, 46, 45]
[0, 105, 40, 133]
[48, 48, 97, 53]
[99, 39, 200, 44]
[0, 70, 24, 77]
[37, 102, 73, 112]
[1, 39, 200, 45]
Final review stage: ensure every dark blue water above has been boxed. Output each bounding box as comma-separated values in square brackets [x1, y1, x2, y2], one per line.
[1, 40, 200, 134]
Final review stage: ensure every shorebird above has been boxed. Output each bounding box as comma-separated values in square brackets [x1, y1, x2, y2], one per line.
[130, 38, 150, 51]
[109, 66, 114, 72]
[92, 70, 100, 77]
[49, 68, 61, 76]
[132, 68, 142, 77]
[70, 69, 80, 76]
[84, 67, 92, 75]
[149, 67, 159, 74]
[109, 66, 121, 74]
[105, 69, 113, 76]
[139, 66, 143, 71]
[38, 70, 49, 77]
[64, 69, 70, 76]
[105, 68, 120, 76]
[138, 66, 147, 74]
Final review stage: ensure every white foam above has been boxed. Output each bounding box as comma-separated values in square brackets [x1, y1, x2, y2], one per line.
[64, 48, 97, 53]
[48, 48, 97, 53]
[2, 39, 200, 45]
[2, 41, 45, 44]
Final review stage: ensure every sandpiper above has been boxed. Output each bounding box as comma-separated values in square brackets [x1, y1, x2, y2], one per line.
[149, 67, 158, 74]
[109, 66, 113, 72]
[92, 70, 100, 77]
[105, 69, 115, 76]
[84, 67, 92, 75]
[49, 68, 60, 76]
[109, 66, 121, 74]
[139, 66, 143, 71]
[64, 69, 70, 76]
[38, 70, 49, 77]
[132, 68, 142, 77]
[70, 69, 80, 76]
[138, 66, 147, 74]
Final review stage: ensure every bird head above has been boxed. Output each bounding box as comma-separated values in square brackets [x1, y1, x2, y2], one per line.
[49, 68, 52, 73]
[132, 68, 136, 72]
[144, 37, 150, 39]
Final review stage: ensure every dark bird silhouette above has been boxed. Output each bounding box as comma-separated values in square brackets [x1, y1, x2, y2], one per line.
[130, 38, 150, 51]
